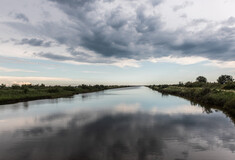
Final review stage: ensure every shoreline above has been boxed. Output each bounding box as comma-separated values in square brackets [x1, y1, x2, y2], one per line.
[148, 85, 235, 118]
[0, 85, 130, 105]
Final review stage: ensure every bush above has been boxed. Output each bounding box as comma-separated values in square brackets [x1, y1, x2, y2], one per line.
[185, 82, 193, 87]
[48, 87, 60, 93]
[80, 84, 89, 90]
[223, 83, 235, 90]
[64, 86, 76, 91]
[23, 88, 29, 94]
[200, 88, 211, 96]
[178, 82, 184, 87]
[40, 84, 45, 88]
[159, 85, 168, 89]
[0, 84, 6, 89]
[12, 84, 20, 89]
[224, 98, 235, 109]
[192, 82, 205, 87]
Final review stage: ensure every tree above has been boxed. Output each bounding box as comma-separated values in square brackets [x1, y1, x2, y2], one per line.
[0, 84, 6, 89]
[40, 84, 45, 88]
[185, 81, 193, 87]
[217, 75, 233, 84]
[178, 81, 184, 86]
[12, 84, 20, 89]
[196, 76, 207, 83]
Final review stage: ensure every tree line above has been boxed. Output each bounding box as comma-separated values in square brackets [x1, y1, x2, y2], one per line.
[176, 75, 235, 90]
[196, 75, 233, 84]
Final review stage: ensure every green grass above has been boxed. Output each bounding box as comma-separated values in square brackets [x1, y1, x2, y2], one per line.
[0, 85, 129, 105]
[149, 84, 235, 116]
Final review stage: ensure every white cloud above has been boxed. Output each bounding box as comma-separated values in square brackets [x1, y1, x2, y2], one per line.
[113, 59, 141, 68]
[148, 56, 207, 65]
[0, 76, 83, 85]
[205, 60, 235, 69]
[0, 67, 37, 72]
[82, 71, 108, 74]
[148, 56, 235, 69]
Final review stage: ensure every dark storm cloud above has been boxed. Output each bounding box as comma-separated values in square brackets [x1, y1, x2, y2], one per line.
[49, 0, 163, 7]
[150, 0, 163, 6]
[80, 32, 132, 58]
[173, 1, 194, 12]
[8, 37, 53, 47]
[35, 52, 72, 61]
[106, 8, 127, 30]
[4, 0, 235, 63]
[35, 51, 116, 64]
[49, 0, 96, 7]
[135, 6, 162, 33]
[13, 13, 29, 22]
[169, 39, 234, 60]
[18, 38, 52, 47]
[46, 0, 235, 61]
[43, 1, 166, 59]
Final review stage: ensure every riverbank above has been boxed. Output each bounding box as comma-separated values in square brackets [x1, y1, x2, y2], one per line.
[0, 85, 130, 105]
[148, 85, 235, 115]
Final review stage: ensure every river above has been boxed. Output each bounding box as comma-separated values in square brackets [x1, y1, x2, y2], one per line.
[0, 86, 234, 160]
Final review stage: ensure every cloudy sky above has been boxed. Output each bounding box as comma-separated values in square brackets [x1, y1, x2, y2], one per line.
[0, 0, 234, 85]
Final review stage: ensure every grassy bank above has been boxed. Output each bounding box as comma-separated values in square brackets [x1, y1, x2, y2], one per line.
[0, 84, 129, 105]
[148, 83, 235, 115]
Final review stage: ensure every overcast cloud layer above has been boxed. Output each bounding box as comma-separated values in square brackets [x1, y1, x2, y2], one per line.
[0, 0, 235, 66]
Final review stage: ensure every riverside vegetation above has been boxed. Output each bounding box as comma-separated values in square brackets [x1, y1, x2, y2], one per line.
[149, 75, 235, 116]
[0, 84, 129, 105]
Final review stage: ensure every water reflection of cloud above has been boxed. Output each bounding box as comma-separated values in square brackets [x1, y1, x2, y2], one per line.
[114, 103, 140, 113]
[113, 103, 204, 115]
[150, 105, 204, 115]
[40, 113, 68, 122]
[1, 113, 235, 160]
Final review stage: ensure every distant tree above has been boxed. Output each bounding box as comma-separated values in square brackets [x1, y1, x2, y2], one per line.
[81, 84, 88, 89]
[178, 81, 184, 86]
[0, 84, 6, 89]
[196, 76, 207, 83]
[40, 84, 45, 88]
[12, 84, 20, 89]
[217, 75, 233, 84]
[48, 87, 60, 93]
[185, 81, 193, 87]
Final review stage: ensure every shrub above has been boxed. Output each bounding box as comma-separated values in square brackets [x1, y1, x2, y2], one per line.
[178, 82, 184, 87]
[0, 84, 6, 89]
[48, 87, 60, 93]
[23, 88, 29, 94]
[224, 98, 235, 109]
[40, 84, 45, 88]
[12, 84, 20, 89]
[159, 85, 168, 89]
[223, 82, 235, 90]
[64, 86, 76, 91]
[185, 82, 193, 87]
[200, 88, 211, 96]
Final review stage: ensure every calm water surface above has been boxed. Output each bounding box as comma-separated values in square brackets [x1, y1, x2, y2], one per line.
[0, 86, 235, 160]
